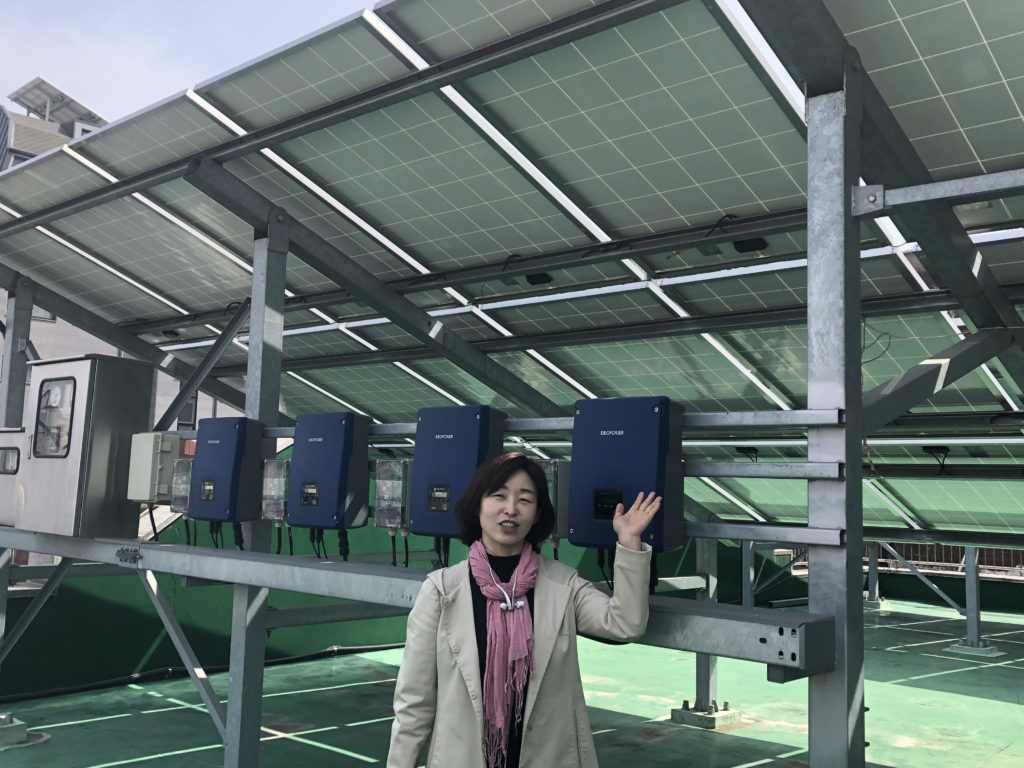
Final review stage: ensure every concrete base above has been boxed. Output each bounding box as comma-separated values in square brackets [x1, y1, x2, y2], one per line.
[670, 706, 743, 729]
[946, 640, 1005, 658]
[0, 716, 27, 747]
[863, 598, 883, 610]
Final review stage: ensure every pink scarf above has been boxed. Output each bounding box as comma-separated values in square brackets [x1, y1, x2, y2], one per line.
[467, 539, 539, 768]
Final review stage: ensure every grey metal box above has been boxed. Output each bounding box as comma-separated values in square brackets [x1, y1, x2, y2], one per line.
[15, 355, 154, 538]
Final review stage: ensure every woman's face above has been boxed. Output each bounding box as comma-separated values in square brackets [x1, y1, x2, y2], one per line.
[478, 469, 539, 557]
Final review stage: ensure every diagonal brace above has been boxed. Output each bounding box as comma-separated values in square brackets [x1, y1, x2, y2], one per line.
[0, 557, 73, 665]
[185, 157, 566, 418]
[154, 299, 251, 431]
[137, 570, 226, 738]
[861, 328, 1012, 435]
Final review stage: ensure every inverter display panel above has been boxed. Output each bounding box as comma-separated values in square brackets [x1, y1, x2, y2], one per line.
[188, 417, 263, 522]
[409, 405, 505, 537]
[568, 397, 684, 551]
[286, 412, 369, 529]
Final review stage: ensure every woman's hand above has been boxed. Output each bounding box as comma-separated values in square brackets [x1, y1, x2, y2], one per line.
[612, 491, 662, 551]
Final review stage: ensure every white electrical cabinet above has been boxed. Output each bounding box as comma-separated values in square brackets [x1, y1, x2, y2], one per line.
[3, 355, 154, 538]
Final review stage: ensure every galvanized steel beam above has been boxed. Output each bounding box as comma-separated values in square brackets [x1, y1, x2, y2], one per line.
[186, 157, 565, 417]
[861, 328, 1013, 436]
[0, 557, 72, 666]
[803, 50, 866, 767]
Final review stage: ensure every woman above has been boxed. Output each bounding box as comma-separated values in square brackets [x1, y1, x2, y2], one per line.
[387, 452, 660, 768]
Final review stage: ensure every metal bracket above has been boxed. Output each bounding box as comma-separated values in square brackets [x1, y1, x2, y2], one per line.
[116, 547, 142, 565]
[852, 184, 884, 216]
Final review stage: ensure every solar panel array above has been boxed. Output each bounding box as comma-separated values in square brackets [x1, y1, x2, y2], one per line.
[1, 0, 1022, 539]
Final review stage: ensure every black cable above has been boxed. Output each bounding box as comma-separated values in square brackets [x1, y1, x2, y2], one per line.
[338, 529, 350, 562]
[209, 522, 219, 549]
[391, 533, 398, 567]
[276, 526, 283, 556]
[433, 536, 442, 567]
[233, 523, 245, 551]
[288, 526, 294, 556]
[192, 520, 197, 547]
[552, 541, 560, 561]
[317, 528, 325, 559]
[441, 537, 450, 567]
[183, 516, 191, 546]
[309, 528, 318, 559]
[147, 505, 159, 541]
[404, 535, 410, 567]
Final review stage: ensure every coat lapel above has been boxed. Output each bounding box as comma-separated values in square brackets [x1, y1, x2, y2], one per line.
[439, 563, 483, 717]
[523, 559, 571, 727]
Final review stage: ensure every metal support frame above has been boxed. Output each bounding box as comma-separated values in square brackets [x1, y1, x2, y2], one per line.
[186, 157, 564, 418]
[0, 557, 72, 666]
[265, 602, 410, 629]
[852, 167, 1024, 217]
[153, 298, 252, 432]
[137, 570, 226, 737]
[0, 548, 10, 675]
[694, 539, 718, 712]
[683, 461, 841, 480]
[0, 275, 34, 427]
[754, 551, 808, 597]
[685, 521, 842, 547]
[223, 211, 288, 768]
[963, 547, 981, 646]
[878, 542, 963, 615]
[804, 50, 866, 767]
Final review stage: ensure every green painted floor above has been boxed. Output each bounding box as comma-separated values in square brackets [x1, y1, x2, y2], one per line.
[2, 599, 1023, 767]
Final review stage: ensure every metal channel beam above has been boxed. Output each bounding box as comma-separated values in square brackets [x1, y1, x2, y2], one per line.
[861, 329, 1012, 436]
[0, 0, 682, 242]
[153, 298, 251, 432]
[683, 461, 842, 480]
[186, 157, 564, 418]
[739, 0, 1024, 397]
[685, 521, 843, 547]
[643, 597, 835, 674]
[0, 527, 836, 672]
[864, 527, 1024, 549]
[854, 167, 1024, 216]
[863, 464, 1024, 480]
[138, 570, 226, 738]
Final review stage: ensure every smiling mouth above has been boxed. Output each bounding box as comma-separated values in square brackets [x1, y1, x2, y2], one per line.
[499, 521, 518, 530]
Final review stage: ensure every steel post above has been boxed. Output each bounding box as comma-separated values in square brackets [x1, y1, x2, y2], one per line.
[742, 541, 755, 607]
[223, 212, 288, 768]
[0, 548, 10, 675]
[963, 546, 981, 647]
[0, 276, 34, 427]
[867, 543, 880, 603]
[805, 51, 866, 767]
[694, 538, 718, 712]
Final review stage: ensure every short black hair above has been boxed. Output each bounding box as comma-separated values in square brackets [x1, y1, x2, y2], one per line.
[454, 452, 555, 547]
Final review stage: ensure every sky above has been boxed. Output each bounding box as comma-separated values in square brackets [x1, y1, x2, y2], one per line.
[4, 0, 370, 123]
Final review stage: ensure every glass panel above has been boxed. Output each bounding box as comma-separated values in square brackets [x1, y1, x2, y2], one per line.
[34, 378, 76, 459]
[0, 447, 18, 474]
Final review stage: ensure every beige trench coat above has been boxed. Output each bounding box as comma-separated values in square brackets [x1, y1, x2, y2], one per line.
[387, 543, 652, 768]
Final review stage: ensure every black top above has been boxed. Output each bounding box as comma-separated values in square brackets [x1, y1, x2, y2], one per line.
[469, 551, 536, 768]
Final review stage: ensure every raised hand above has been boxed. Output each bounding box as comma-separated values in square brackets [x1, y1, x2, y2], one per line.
[612, 491, 661, 551]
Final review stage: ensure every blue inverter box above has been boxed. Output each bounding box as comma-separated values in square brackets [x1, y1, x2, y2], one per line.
[286, 412, 370, 530]
[188, 417, 264, 522]
[409, 405, 506, 537]
[568, 397, 684, 551]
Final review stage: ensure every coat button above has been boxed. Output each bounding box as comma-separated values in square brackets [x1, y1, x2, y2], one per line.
[453, 645, 461, 654]
[471, 692, 478, 701]
[441, 598, 450, 608]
